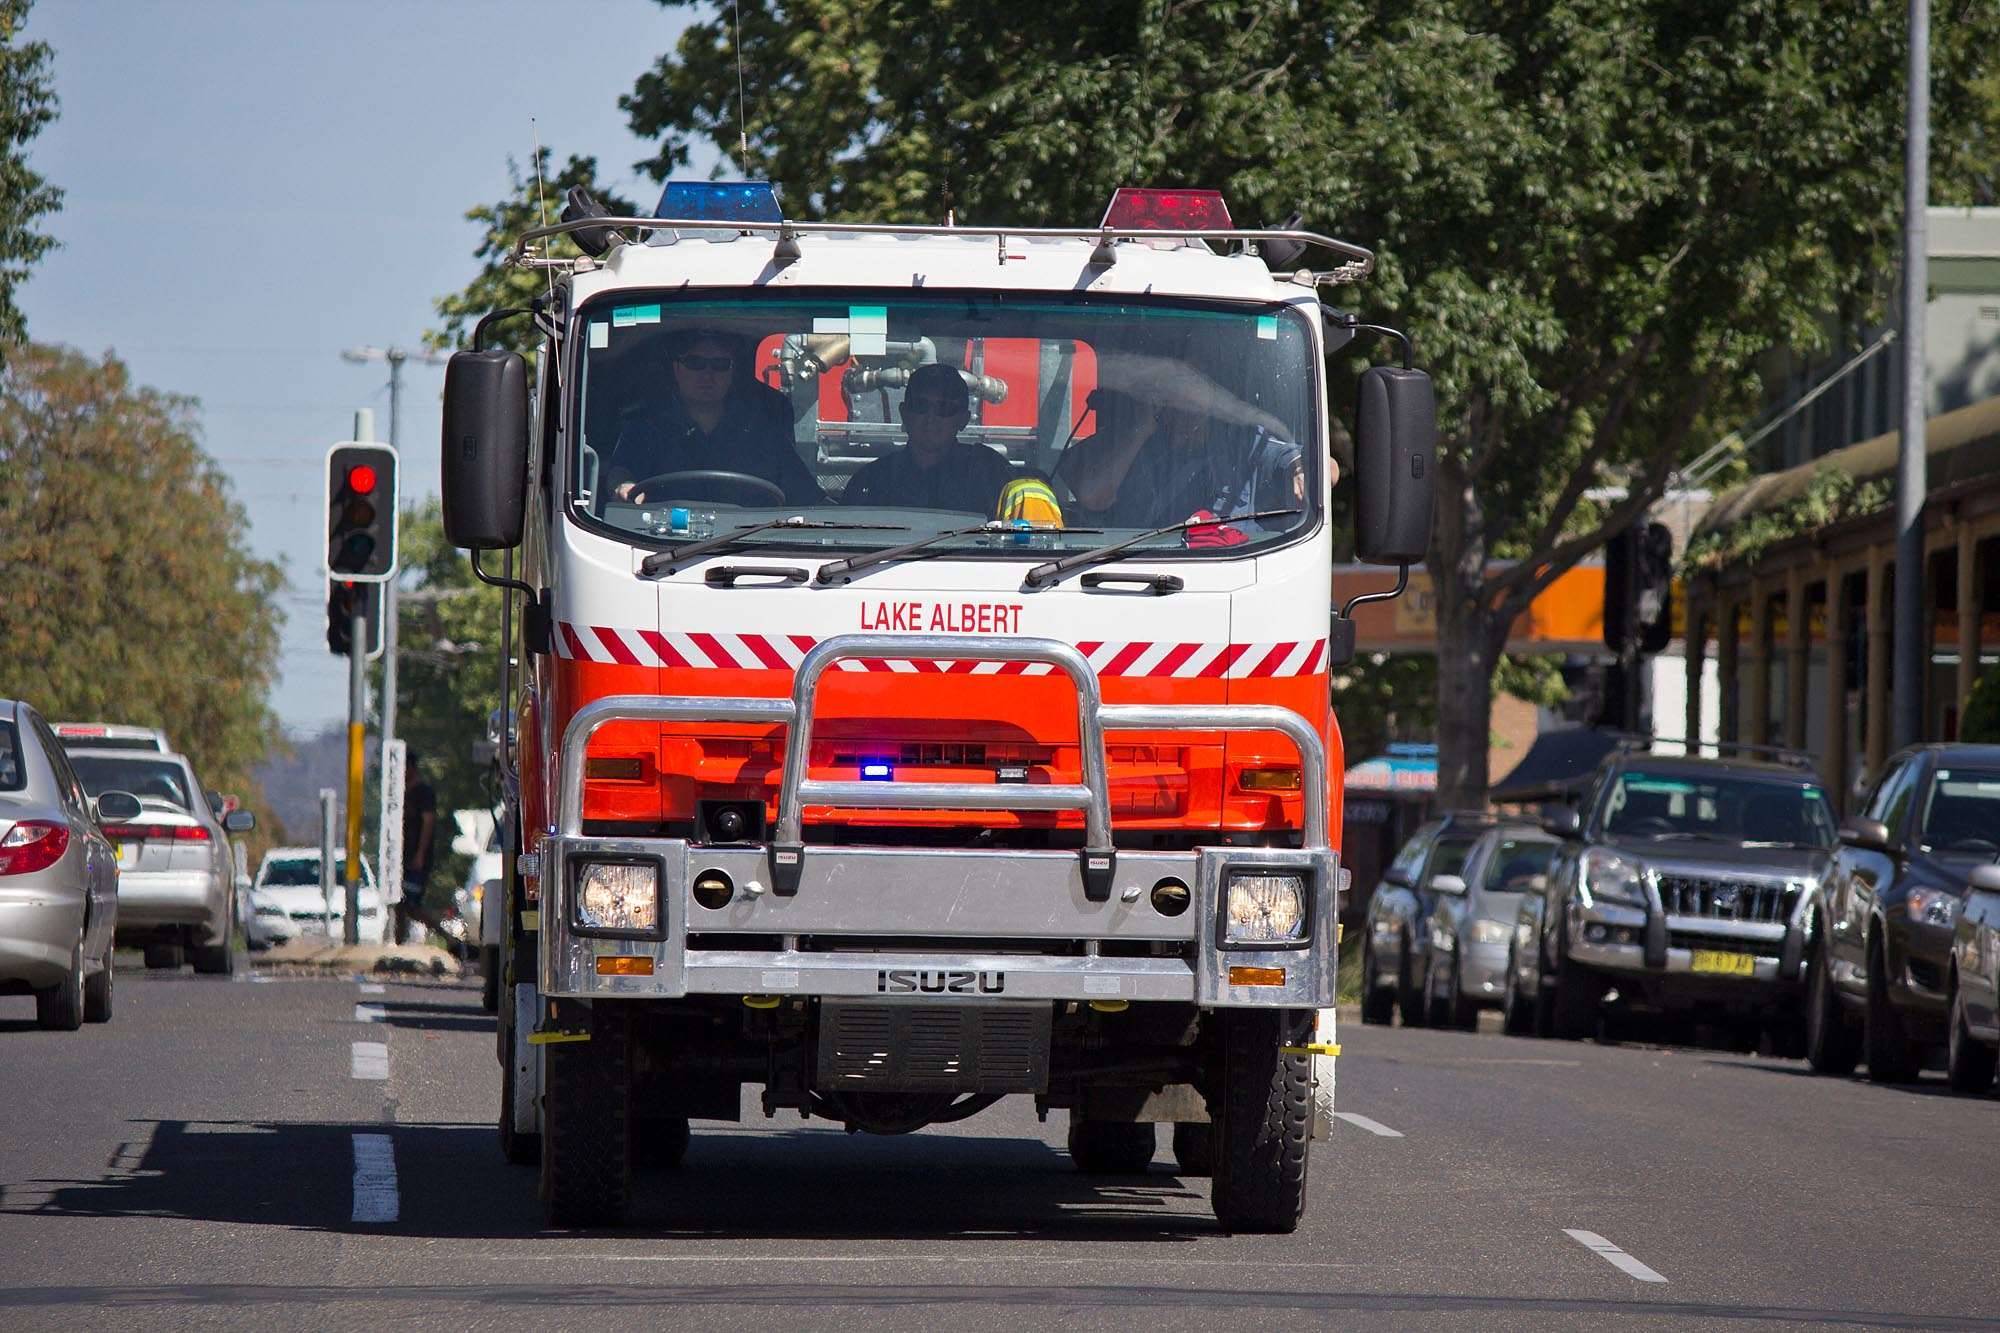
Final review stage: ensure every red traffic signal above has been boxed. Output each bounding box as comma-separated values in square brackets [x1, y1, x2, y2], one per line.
[347, 463, 379, 495]
[324, 442, 399, 582]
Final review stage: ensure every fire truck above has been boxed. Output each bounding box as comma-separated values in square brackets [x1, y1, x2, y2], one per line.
[440, 181, 1434, 1233]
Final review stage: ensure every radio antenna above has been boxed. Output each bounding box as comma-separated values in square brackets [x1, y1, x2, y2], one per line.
[733, 0, 750, 176]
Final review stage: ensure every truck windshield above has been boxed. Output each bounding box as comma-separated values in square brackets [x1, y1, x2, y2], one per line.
[1601, 771, 1836, 847]
[569, 291, 1319, 557]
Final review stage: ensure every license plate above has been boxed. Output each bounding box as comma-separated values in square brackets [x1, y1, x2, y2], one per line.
[1690, 949, 1754, 977]
[115, 842, 138, 867]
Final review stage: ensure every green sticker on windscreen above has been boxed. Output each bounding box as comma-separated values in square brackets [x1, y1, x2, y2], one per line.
[849, 304, 888, 356]
[1256, 315, 1279, 340]
[611, 304, 661, 327]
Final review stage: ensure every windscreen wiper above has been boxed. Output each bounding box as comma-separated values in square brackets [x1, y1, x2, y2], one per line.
[1022, 509, 1301, 589]
[640, 516, 908, 578]
[814, 522, 1074, 586]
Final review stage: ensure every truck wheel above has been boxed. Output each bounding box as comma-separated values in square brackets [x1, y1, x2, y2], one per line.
[1864, 935, 1921, 1084]
[541, 1003, 632, 1227]
[1804, 937, 1861, 1075]
[635, 1115, 692, 1170]
[143, 944, 183, 970]
[1501, 950, 1533, 1036]
[1946, 977, 1997, 1094]
[36, 931, 85, 1032]
[1396, 941, 1428, 1028]
[84, 950, 114, 1024]
[1548, 950, 1597, 1041]
[1066, 1116, 1155, 1174]
[1170, 1122, 1213, 1177]
[480, 946, 501, 1014]
[1359, 942, 1394, 1025]
[1209, 1009, 1311, 1235]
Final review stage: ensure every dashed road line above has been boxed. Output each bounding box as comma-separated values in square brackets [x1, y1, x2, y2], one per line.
[1332, 1112, 1404, 1138]
[357, 982, 385, 995]
[350, 1041, 388, 1080]
[354, 1004, 385, 1023]
[1564, 1229, 1667, 1283]
[350, 1132, 399, 1223]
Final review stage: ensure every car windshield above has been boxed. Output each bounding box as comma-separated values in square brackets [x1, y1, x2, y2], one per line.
[571, 291, 1319, 558]
[261, 855, 373, 888]
[1918, 767, 2000, 854]
[1601, 770, 1836, 847]
[1482, 838, 1554, 892]
[0, 721, 22, 792]
[69, 754, 192, 809]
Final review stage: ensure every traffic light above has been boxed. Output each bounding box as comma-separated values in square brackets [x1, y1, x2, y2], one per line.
[324, 442, 400, 582]
[1604, 521, 1675, 656]
[325, 578, 384, 660]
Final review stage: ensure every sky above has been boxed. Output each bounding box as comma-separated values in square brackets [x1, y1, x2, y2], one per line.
[20, 0, 716, 733]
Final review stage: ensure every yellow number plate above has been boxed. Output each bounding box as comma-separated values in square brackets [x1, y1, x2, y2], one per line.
[1690, 949, 1754, 976]
[115, 842, 138, 867]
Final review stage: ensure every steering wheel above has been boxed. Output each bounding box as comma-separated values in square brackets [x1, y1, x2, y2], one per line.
[1621, 816, 1677, 837]
[1946, 836, 1999, 853]
[629, 470, 787, 506]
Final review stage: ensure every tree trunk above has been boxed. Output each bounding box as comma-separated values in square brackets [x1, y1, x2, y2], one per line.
[1430, 449, 1498, 810]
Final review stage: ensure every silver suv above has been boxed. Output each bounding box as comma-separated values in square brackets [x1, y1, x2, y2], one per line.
[1512, 751, 1837, 1047]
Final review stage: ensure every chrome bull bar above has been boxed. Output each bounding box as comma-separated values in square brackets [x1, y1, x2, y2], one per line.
[546, 633, 1333, 1007]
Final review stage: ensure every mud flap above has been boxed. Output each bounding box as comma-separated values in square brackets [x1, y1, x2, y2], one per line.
[1310, 1007, 1337, 1139]
[512, 982, 544, 1138]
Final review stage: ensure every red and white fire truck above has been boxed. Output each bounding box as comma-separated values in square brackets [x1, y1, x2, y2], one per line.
[441, 182, 1434, 1232]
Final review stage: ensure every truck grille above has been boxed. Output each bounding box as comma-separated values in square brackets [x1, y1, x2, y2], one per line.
[816, 1001, 1050, 1094]
[1656, 875, 1793, 924]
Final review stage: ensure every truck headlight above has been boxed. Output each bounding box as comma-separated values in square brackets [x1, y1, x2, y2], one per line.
[1470, 918, 1512, 946]
[574, 860, 660, 935]
[1580, 847, 1649, 908]
[1223, 871, 1307, 946]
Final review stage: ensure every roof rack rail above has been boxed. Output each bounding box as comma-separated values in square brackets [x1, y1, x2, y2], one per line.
[507, 215, 1374, 283]
[1620, 735, 1818, 770]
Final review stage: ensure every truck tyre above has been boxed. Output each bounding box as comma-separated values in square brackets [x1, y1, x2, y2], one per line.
[36, 930, 85, 1032]
[144, 943, 183, 971]
[1358, 941, 1394, 1026]
[1946, 977, 1997, 1094]
[635, 1115, 692, 1170]
[1209, 1009, 1311, 1235]
[84, 950, 114, 1024]
[1396, 940, 1428, 1028]
[541, 1002, 633, 1227]
[1804, 934, 1861, 1074]
[480, 946, 501, 1014]
[1863, 934, 1921, 1084]
[1501, 949, 1533, 1036]
[1066, 1117, 1154, 1174]
[1170, 1122, 1213, 1177]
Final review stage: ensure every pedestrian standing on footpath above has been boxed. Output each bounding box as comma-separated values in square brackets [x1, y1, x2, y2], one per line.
[398, 758, 438, 944]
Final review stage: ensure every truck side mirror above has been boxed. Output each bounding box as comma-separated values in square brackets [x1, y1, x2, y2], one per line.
[1352, 365, 1436, 565]
[441, 350, 530, 550]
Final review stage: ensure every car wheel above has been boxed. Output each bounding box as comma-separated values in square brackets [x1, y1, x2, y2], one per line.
[1804, 936, 1861, 1074]
[83, 947, 114, 1024]
[1864, 933, 1922, 1084]
[1449, 959, 1480, 1031]
[1502, 948, 1533, 1036]
[143, 943, 183, 970]
[1946, 975, 1998, 1094]
[1396, 940, 1428, 1028]
[1359, 941, 1394, 1026]
[1067, 1117, 1155, 1174]
[1171, 1121, 1213, 1177]
[192, 937, 236, 976]
[1423, 956, 1451, 1027]
[36, 929, 86, 1031]
[1548, 947, 1598, 1042]
[1208, 1008, 1310, 1234]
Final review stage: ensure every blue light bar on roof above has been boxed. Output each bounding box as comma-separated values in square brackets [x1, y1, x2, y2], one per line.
[654, 180, 784, 223]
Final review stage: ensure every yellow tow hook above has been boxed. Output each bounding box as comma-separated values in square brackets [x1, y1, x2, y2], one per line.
[1280, 1042, 1341, 1057]
[527, 1023, 591, 1045]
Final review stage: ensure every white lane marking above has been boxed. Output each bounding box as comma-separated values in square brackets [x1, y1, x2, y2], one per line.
[358, 982, 385, 995]
[1332, 1112, 1404, 1138]
[350, 1041, 388, 1080]
[354, 1003, 385, 1023]
[1564, 1229, 1667, 1283]
[350, 1132, 399, 1223]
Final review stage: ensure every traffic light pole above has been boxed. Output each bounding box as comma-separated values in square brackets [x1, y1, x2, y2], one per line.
[344, 604, 367, 946]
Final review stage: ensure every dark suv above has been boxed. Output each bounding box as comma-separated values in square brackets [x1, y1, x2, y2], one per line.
[1360, 812, 1494, 1026]
[1513, 750, 1837, 1044]
[1803, 743, 2000, 1083]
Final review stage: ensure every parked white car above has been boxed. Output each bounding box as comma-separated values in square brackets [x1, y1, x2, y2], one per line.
[247, 847, 385, 947]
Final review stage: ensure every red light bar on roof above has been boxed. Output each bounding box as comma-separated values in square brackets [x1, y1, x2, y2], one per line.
[1101, 188, 1234, 231]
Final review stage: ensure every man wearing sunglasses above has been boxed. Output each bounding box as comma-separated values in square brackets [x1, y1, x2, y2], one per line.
[605, 331, 822, 505]
[843, 362, 1018, 514]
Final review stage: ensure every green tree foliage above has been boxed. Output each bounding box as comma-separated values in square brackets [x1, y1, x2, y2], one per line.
[0, 0, 61, 351]
[0, 344, 283, 808]
[429, 151, 635, 355]
[439, 1, 2000, 807]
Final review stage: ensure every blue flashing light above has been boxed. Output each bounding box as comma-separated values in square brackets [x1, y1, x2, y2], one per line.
[860, 760, 894, 782]
[654, 180, 784, 224]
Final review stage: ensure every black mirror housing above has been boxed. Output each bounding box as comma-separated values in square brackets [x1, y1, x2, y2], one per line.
[442, 350, 531, 551]
[1352, 365, 1436, 565]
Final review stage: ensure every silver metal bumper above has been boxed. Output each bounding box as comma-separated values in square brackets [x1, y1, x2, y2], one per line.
[539, 633, 1336, 1010]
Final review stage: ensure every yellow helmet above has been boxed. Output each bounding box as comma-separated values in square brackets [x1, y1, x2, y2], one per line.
[996, 476, 1063, 527]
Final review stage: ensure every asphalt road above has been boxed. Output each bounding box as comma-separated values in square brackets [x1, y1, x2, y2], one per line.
[1, 967, 1995, 1330]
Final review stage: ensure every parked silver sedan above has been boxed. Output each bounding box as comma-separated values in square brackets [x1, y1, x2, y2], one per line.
[0, 699, 140, 1029]
[63, 749, 253, 974]
[1422, 826, 1557, 1029]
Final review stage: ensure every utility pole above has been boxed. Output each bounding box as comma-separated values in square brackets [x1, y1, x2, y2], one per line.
[1893, 0, 1930, 750]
